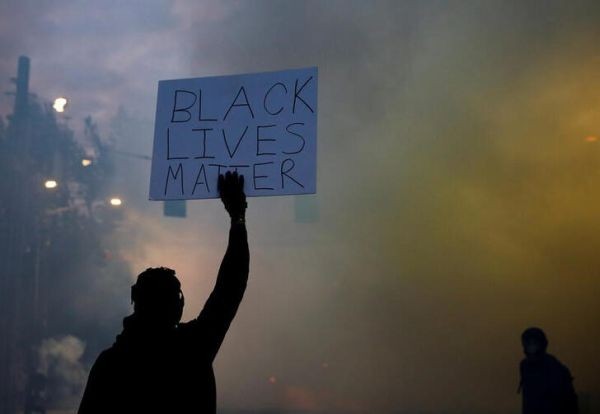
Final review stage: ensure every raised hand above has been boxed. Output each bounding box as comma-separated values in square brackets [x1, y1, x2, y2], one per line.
[218, 171, 247, 221]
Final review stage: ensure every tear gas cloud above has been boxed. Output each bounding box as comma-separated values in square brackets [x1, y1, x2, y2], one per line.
[1, 1, 600, 413]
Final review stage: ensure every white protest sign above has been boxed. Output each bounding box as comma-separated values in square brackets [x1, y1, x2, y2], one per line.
[149, 67, 317, 200]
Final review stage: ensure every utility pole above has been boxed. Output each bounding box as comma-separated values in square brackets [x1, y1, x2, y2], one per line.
[14, 56, 30, 119]
[0, 55, 45, 414]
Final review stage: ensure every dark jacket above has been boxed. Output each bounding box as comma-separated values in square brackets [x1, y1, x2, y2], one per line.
[520, 353, 578, 414]
[78, 224, 249, 413]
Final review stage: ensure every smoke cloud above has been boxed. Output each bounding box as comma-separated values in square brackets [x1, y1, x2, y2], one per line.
[1, 1, 600, 413]
[37, 336, 87, 409]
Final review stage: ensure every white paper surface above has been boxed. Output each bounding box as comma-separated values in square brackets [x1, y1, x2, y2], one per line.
[149, 67, 317, 200]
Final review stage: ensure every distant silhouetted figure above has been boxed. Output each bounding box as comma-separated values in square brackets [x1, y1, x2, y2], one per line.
[78, 172, 249, 414]
[519, 327, 578, 414]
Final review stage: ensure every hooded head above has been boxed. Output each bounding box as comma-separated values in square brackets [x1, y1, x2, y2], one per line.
[131, 267, 184, 328]
[521, 327, 548, 358]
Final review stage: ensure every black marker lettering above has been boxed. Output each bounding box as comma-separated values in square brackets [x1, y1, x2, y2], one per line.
[292, 77, 314, 114]
[192, 164, 209, 194]
[208, 163, 227, 176]
[222, 126, 248, 158]
[164, 163, 184, 196]
[281, 158, 304, 189]
[229, 164, 250, 173]
[253, 162, 274, 190]
[192, 128, 215, 159]
[256, 124, 277, 156]
[263, 82, 287, 115]
[223, 86, 255, 121]
[171, 90, 196, 123]
[198, 89, 217, 122]
[167, 128, 189, 160]
[283, 122, 306, 155]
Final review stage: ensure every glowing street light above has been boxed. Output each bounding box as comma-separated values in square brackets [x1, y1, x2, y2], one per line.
[44, 179, 58, 189]
[585, 135, 598, 143]
[53, 97, 68, 113]
[109, 197, 122, 207]
[81, 158, 92, 167]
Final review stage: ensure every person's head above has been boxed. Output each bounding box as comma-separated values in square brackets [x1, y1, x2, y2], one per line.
[131, 267, 184, 327]
[521, 327, 548, 358]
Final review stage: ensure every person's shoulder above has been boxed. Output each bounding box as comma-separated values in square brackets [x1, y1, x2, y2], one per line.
[544, 354, 573, 376]
[544, 353, 564, 367]
[91, 345, 121, 370]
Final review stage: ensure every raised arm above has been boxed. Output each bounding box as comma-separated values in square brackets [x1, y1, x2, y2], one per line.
[191, 171, 249, 361]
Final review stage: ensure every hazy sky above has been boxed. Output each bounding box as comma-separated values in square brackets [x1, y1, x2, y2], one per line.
[1, 1, 600, 413]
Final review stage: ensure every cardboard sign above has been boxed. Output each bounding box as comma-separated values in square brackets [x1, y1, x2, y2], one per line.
[149, 67, 317, 200]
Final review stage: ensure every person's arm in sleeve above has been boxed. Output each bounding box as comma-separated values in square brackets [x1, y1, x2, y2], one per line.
[193, 171, 249, 362]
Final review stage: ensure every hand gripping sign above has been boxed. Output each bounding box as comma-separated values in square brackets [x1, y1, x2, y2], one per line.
[149, 67, 317, 200]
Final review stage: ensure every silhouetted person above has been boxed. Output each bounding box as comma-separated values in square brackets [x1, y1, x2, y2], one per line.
[519, 327, 578, 414]
[78, 172, 249, 413]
